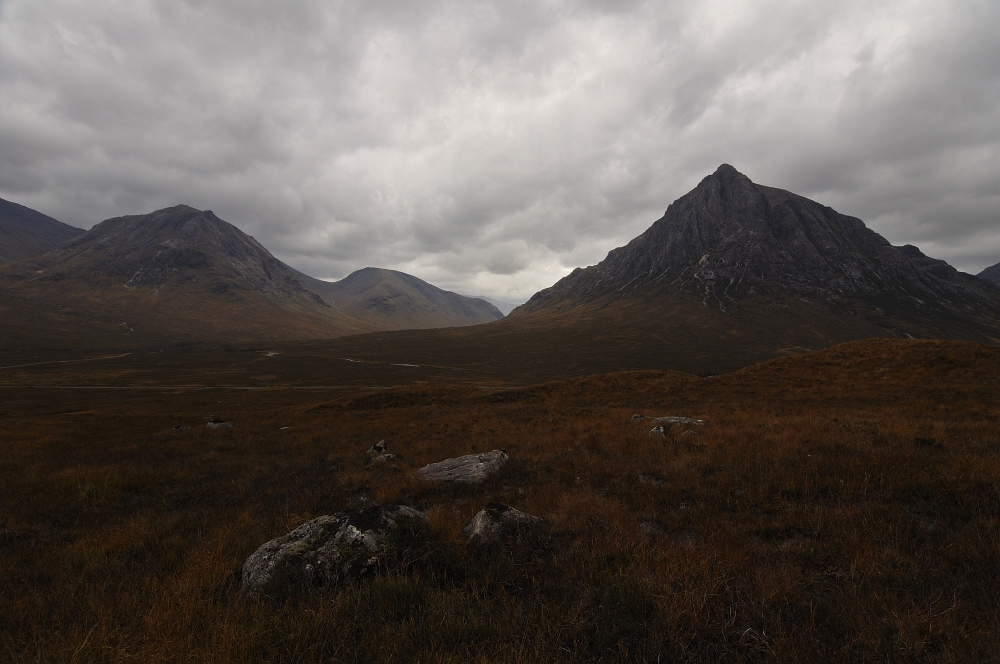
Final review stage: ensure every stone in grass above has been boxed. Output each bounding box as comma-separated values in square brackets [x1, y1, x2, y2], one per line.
[652, 416, 706, 426]
[416, 450, 508, 483]
[242, 504, 430, 599]
[649, 425, 666, 437]
[206, 418, 232, 430]
[464, 502, 546, 545]
[168, 425, 190, 433]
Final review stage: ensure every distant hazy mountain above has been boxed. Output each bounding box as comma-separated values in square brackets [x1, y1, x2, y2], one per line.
[295, 267, 502, 329]
[0, 197, 84, 264]
[0, 205, 372, 348]
[979, 261, 1000, 286]
[463, 296, 522, 316]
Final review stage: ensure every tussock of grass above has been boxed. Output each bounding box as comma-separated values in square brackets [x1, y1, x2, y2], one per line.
[2, 339, 1000, 661]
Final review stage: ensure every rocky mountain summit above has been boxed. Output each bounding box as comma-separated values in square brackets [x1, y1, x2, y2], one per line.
[516, 165, 1000, 334]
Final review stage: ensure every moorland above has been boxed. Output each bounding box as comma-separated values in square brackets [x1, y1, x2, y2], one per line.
[2, 338, 1000, 662]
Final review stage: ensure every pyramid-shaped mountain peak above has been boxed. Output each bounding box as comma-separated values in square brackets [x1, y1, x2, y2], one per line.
[516, 166, 1000, 338]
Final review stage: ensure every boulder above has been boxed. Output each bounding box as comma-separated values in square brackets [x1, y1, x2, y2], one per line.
[207, 418, 232, 430]
[649, 425, 666, 437]
[463, 502, 546, 545]
[652, 416, 705, 426]
[416, 450, 508, 483]
[367, 440, 388, 457]
[242, 504, 429, 598]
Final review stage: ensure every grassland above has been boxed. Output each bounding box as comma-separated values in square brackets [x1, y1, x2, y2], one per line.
[2, 338, 1000, 662]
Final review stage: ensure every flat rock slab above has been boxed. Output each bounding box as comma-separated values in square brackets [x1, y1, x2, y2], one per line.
[207, 419, 232, 429]
[416, 450, 508, 483]
[242, 504, 429, 598]
[464, 502, 546, 545]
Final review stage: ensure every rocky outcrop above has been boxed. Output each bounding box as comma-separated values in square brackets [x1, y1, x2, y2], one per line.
[416, 450, 508, 483]
[242, 504, 429, 598]
[463, 503, 546, 545]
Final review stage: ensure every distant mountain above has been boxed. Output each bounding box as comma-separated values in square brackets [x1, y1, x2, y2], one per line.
[0, 197, 84, 264]
[0, 205, 372, 349]
[0, 203, 504, 352]
[979, 261, 1000, 286]
[464, 296, 522, 316]
[294, 267, 502, 329]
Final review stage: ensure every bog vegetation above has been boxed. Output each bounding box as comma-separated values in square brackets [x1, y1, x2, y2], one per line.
[2, 339, 999, 662]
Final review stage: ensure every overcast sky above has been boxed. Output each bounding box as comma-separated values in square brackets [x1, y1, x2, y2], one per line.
[2, 0, 998, 300]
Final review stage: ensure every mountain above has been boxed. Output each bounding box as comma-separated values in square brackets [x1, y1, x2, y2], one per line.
[464, 296, 522, 316]
[293, 267, 503, 329]
[0, 197, 84, 264]
[0, 204, 505, 353]
[302, 165, 1000, 379]
[513, 164, 1000, 340]
[0, 205, 372, 350]
[979, 261, 1000, 286]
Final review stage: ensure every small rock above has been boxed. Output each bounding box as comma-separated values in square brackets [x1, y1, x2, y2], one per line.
[372, 453, 397, 464]
[652, 416, 706, 425]
[416, 450, 508, 483]
[279, 426, 292, 431]
[242, 504, 430, 598]
[631, 414, 645, 421]
[367, 440, 388, 458]
[168, 425, 190, 433]
[649, 426, 666, 437]
[463, 502, 546, 545]
[681, 429, 698, 437]
[207, 418, 232, 430]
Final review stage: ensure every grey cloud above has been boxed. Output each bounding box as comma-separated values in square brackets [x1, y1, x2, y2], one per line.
[1, 0, 999, 301]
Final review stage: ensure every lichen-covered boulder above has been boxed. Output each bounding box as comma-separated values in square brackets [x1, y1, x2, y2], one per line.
[242, 504, 429, 598]
[463, 502, 546, 545]
[416, 450, 508, 483]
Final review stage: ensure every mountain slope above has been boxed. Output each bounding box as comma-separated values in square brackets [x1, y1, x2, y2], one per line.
[0, 197, 84, 264]
[294, 267, 502, 329]
[979, 261, 1000, 286]
[514, 164, 1000, 342]
[0, 205, 372, 350]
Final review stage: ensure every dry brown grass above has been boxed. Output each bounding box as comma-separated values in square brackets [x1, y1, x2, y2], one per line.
[2, 339, 1000, 662]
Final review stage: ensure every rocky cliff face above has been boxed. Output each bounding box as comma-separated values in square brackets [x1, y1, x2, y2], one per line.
[517, 165, 1000, 331]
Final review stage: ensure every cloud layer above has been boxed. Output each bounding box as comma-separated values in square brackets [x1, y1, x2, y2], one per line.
[2, 0, 999, 299]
